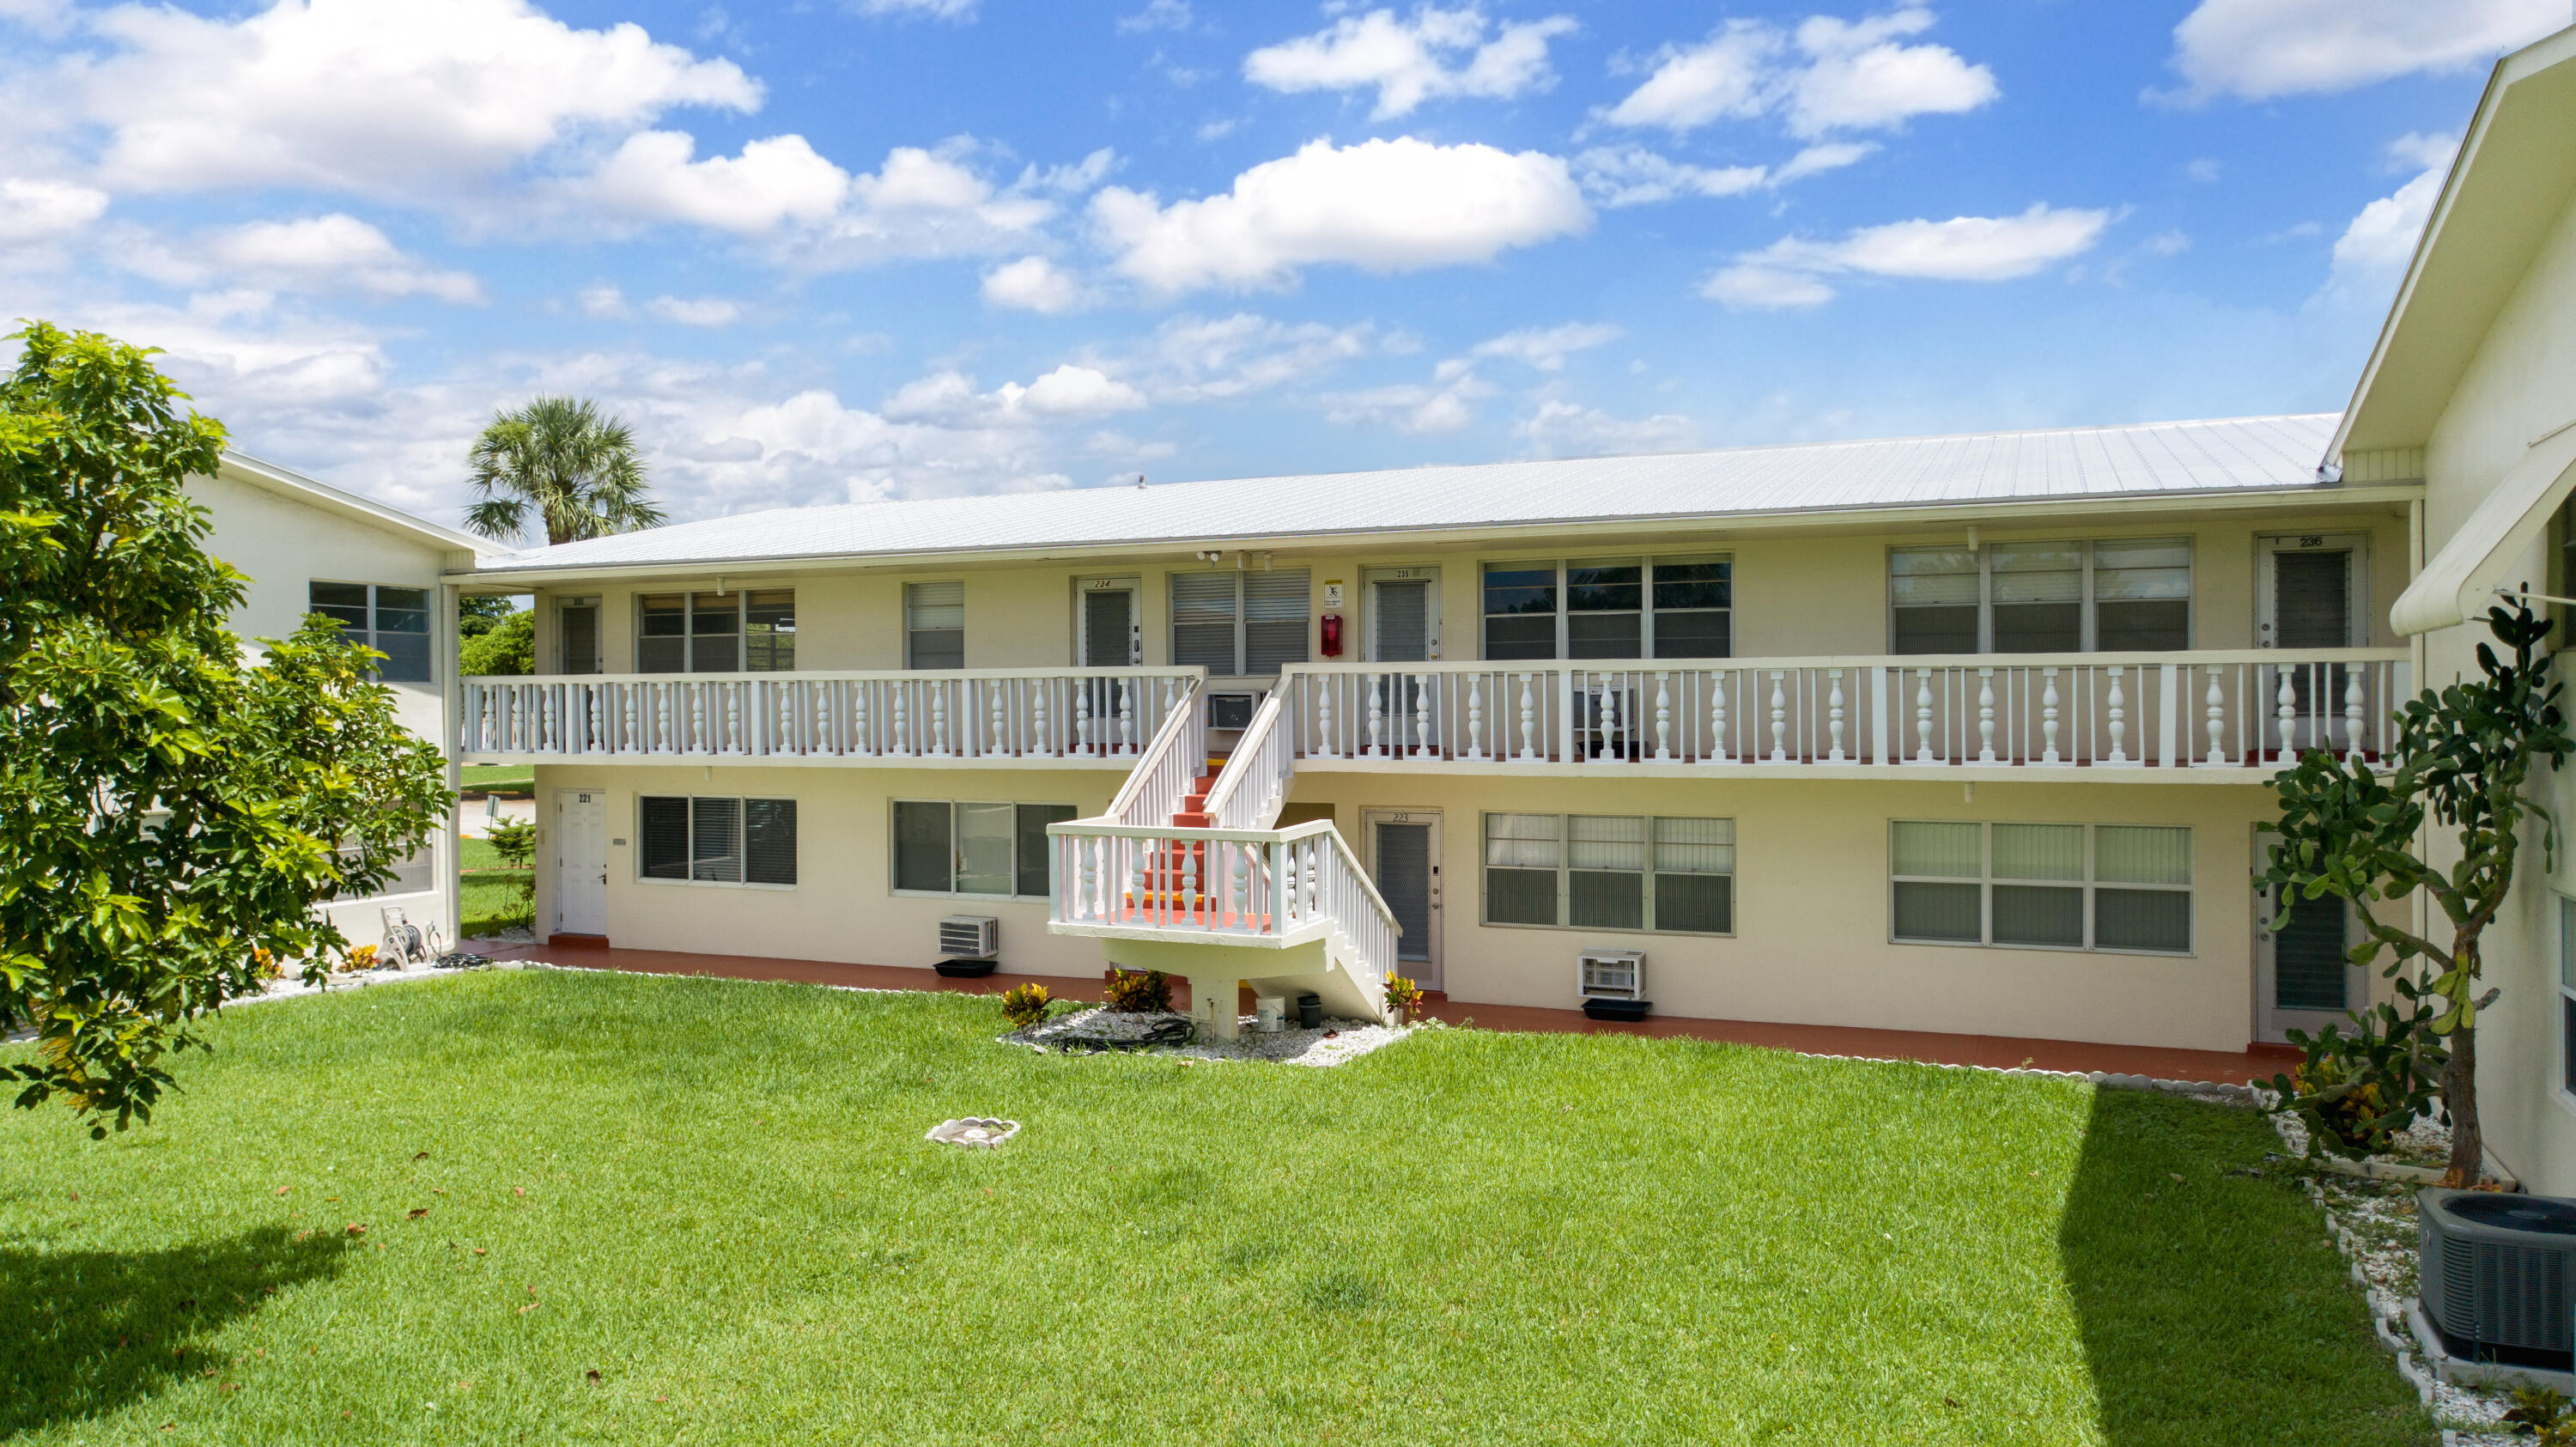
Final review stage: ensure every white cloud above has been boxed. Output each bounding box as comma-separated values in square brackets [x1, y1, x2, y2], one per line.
[0, 177, 108, 243]
[197, 214, 484, 302]
[1243, 6, 1578, 119]
[787, 143, 1063, 269]
[1572, 140, 1871, 206]
[578, 283, 629, 319]
[1129, 313, 1381, 401]
[981, 255, 1089, 313]
[2184, 157, 2223, 183]
[1704, 203, 2110, 308]
[1601, 7, 1995, 138]
[1516, 399, 1697, 457]
[2320, 137, 2458, 301]
[2162, 0, 2566, 102]
[71, 0, 759, 198]
[1091, 136, 1589, 292]
[576, 131, 850, 234]
[2142, 228, 2191, 257]
[883, 364, 1145, 426]
[645, 295, 742, 326]
[1119, 0, 1191, 33]
[1324, 374, 1491, 433]
[852, 0, 977, 20]
[1469, 321, 1620, 370]
[2385, 131, 2463, 173]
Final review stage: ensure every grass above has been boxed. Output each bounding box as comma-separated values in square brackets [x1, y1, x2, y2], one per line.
[0, 971, 2429, 1446]
[458, 764, 532, 795]
[457, 836, 531, 938]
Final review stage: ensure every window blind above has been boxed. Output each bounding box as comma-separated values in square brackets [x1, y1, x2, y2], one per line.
[690, 797, 743, 883]
[744, 799, 797, 886]
[640, 797, 690, 879]
[905, 581, 965, 671]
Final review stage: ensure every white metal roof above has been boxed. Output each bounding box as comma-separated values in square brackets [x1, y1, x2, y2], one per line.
[477, 413, 2348, 575]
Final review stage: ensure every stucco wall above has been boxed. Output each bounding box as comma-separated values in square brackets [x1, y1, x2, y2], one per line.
[192, 466, 459, 950]
[2416, 182, 2576, 1194]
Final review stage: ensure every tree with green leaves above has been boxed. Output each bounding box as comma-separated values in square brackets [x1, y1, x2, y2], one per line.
[2263, 604, 2573, 1184]
[462, 396, 664, 546]
[458, 605, 534, 676]
[0, 321, 449, 1137]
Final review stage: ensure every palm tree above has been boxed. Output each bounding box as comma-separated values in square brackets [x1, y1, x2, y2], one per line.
[463, 397, 666, 546]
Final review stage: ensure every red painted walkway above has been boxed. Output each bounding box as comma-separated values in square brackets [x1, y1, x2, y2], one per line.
[477, 937, 2300, 1083]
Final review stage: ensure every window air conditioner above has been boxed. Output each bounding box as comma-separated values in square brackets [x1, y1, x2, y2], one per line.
[937, 915, 999, 975]
[1208, 692, 1257, 730]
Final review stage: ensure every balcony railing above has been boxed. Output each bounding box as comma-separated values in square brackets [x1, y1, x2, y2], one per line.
[1277, 649, 2410, 771]
[458, 667, 1203, 763]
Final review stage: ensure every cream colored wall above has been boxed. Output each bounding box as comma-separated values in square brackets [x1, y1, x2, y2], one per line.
[1281, 771, 2295, 1053]
[526, 763, 1123, 977]
[192, 467, 459, 950]
[515, 505, 2409, 681]
[2415, 183, 2576, 1194]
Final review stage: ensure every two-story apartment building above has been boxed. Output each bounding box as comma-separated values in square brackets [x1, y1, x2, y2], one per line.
[197, 451, 484, 952]
[453, 412, 2420, 1055]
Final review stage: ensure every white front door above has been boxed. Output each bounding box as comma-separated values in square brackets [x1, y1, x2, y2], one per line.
[1364, 808, 1442, 989]
[555, 790, 607, 936]
[1364, 568, 1440, 662]
[1078, 578, 1141, 666]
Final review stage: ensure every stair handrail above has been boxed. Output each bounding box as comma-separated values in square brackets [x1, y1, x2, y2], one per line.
[1200, 689, 1291, 830]
[1098, 676, 1207, 827]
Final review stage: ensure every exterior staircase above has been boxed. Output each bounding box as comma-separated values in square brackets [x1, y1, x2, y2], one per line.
[1046, 689, 1400, 1037]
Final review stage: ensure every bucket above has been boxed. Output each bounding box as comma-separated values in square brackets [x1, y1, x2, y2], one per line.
[1254, 996, 1287, 1033]
[1297, 993, 1323, 1029]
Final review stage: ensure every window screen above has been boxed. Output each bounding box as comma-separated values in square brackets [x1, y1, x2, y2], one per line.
[1017, 803, 1076, 897]
[1482, 566, 1558, 661]
[1170, 573, 1237, 672]
[1892, 540, 2190, 654]
[1990, 544, 2081, 654]
[690, 797, 743, 883]
[308, 581, 433, 683]
[639, 796, 794, 886]
[1567, 815, 1644, 928]
[745, 591, 796, 672]
[2094, 540, 2190, 651]
[641, 796, 690, 879]
[1890, 550, 1980, 655]
[639, 594, 687, 673]
[1484, 813, 1561, 925]
[906, 582, 964, 670]
[1652, 817, 1735, 933]
[1565, 561, 1643, 660]
[895, 799, 1074, 897]
[894, 801, 953, 892]
[1485, 812, 1733, 933]
[1650, 557, 1732, 659]
[690, 593, 739, 674]
[1891, 821, 2190, 952]
[1170, 570, 1311, 676]
[1243, 570, 1312, 675]
[745, 799, 797, 886]
[636, 593, 794, 673]
[1484, 557, 1734, 661]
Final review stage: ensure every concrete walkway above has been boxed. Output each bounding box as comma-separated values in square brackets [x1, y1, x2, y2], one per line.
[467, 937, 2300, 1084]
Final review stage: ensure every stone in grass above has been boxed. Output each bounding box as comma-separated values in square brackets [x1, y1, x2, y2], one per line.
[926, 1118, 1019, 1148]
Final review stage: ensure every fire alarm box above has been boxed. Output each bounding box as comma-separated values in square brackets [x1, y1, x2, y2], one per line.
[1319, 614, 1343, 657]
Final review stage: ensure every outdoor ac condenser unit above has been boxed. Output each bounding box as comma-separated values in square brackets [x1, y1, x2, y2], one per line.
[939, 915, 1000, 961]
[2418, 1189, 2576, 1361]
[1577, 949, 1645, 1001]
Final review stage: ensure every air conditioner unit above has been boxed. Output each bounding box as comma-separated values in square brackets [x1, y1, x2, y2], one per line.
[1207, 692, 1257, 730]
[1577, 948, 1645, 1001]
[2418, 1189, 2576, 1363]
[939, 915, 999, 961]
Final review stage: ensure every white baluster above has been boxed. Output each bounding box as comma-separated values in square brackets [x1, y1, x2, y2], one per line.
[689, 684, 706, 753]
[2104, 667, 2129, 764]
[1601, 678, 1623, 763]
[1653, 672, 1674, 761]
[2039, 667, 2062, 765]
[1826, 669, 1847, 763]
[1072, 681, 1091, 757]
[1032, 681, 1051, 758]
[1117, 679, 1137, 755]
[2276, 665, 2299, 762]
[890, 682, 910, 757]
[990, 682, 1007, 758]
[1708, 670, 1730, 764]
[655, 684, 671, 753]
[2203, 666, 2227, 766]
[2343, 666, 2367, 761]
[729, 683, 745, 754]
[1465, 673, 1485, 761]
[1915, 669, 1940, 765]
[1516, 672, 1537, 761]
[1414, 673, 1434, 758]
[1767, 671, 1789, 763]
[1367, 673, 1387, 758]
[1974, 668, 1997, 764]
[929, 682, 950, 757]
[1315, 678, 1336, 759]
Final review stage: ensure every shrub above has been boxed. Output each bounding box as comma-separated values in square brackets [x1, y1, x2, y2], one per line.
[1103, 967, 1171, 1013]
[249, 946, 283, 982]
[2268, 986, 2447, 1160]
[2504, 1387, 2576, 1445]
[1001, 982, 1051, 1031]
[1383, 973, 1425, 1021]
[337, 944, 380, 974]
[486, 819, 538, 868]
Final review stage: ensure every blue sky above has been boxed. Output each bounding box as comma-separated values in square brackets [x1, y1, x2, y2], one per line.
[0, 0, 2566, 537]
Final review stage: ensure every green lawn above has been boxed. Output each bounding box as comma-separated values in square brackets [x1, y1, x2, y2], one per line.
[0, 972, 2428, 1445]
[458, 764, 532, 795]
[457, 836, 531, 938]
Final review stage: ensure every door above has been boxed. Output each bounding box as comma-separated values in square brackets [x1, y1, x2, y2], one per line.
[1364, 809, 1442, 989]
[555, 790, 607, 936]
[557, 599, 600, 675]
[1079, 579, 1140, 666]
[1364, 568, 1439, 662]
[2255, 827, 2364, 1041]
[2257, 534, 2367, 753]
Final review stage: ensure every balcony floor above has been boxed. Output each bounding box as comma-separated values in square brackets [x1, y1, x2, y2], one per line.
[465, 937, 2297, 1084]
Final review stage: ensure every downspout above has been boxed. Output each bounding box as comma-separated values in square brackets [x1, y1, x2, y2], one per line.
[2409, 499, 2429, 1000]
[441, 577, 465, 951]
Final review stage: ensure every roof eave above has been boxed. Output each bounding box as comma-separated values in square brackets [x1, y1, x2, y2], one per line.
[217, 450, 492, 556]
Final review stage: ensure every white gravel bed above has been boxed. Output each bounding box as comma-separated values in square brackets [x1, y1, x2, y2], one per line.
[1005, 1006, 1413, 1067]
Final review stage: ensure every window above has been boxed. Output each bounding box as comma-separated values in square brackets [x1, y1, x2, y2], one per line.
[639, 592, 796, 674]
[1170, 569, 1309, 676]
[892, 800, 1075, 897]
[2561, 897, 2576, 1098]
[332, 844, 435, 899]
[1482, 812, 1734, 933]
[639, 796, 797, 885]
[1889, 540, 2190, 654]
[309, 582, 432, 682]
[1890, 822, 2190, 952]
[905, 581, 963, 670]
[1481, 557, 1730, 661]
